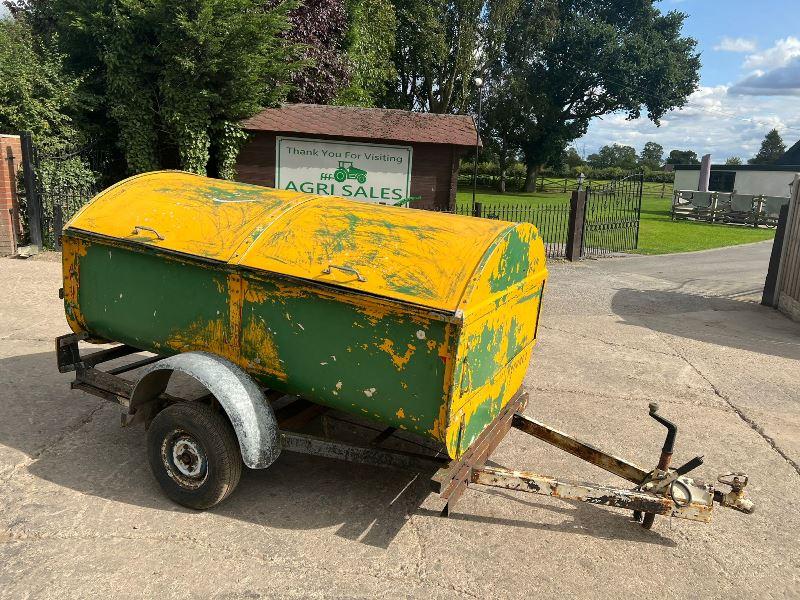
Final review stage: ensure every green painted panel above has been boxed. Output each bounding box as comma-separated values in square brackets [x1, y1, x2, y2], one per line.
[488, 227, 534, 293]
[461, 287, 541, 395]
[462, 380, 507, 449]
[76, 243, 230, 354]
[74, 242, 453, 438]
[240, 275, 450, 436]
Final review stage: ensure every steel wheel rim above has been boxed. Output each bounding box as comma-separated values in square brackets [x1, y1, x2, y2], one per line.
[161, 429, 209, 489]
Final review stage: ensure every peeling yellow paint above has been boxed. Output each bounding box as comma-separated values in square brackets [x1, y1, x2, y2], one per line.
[62, 236, 89, 335]
[352, 302, 394, 324]
[234, 194, 513, 312]
[243, 284, 269, 304]
[240, 314, 288, 381]
[166, 317, 235, 361]
[377, 338, 416, 371]
[429, 400, 449, 441]
[64, 171, 312, 263]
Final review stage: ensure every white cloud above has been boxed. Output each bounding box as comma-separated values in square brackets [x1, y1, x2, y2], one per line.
[578, 38, 800, 159]
[731, 57, 800, 96]
[743, 37, 800, 71]
[731, 38, 800, 97]
[578, 85, 800, 161]
[714, 37, 756, 53]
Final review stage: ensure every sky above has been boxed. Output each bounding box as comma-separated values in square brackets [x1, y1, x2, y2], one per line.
[578, 0, 800, 162]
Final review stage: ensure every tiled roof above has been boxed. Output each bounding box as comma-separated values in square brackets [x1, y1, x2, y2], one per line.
[242, 103, 480, 147]
[776, 139, 800, 166]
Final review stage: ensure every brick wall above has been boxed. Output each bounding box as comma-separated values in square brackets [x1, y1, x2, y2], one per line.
[0, 134, 23, 256]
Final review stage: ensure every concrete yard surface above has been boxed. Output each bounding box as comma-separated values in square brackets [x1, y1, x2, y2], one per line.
[1, 241, 799, 599]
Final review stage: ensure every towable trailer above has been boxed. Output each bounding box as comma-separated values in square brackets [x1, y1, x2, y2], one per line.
[56, 172, 753, 528]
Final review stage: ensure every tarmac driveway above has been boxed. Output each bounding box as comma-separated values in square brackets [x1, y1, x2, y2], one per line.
[1, 241, 798, 598]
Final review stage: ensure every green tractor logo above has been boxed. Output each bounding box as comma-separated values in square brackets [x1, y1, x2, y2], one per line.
[332, 160, 367, 184]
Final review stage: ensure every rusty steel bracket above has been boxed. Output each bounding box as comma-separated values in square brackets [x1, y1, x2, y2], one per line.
[431, 390, 529, 516]
[511, 413, 649, 484]
[471, 465, 716, 523]
[281, 431, 448, 472]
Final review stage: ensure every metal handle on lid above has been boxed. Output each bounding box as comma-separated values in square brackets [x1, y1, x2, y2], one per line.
[131, 225, 165, 241]
[322, 264, 366, 282]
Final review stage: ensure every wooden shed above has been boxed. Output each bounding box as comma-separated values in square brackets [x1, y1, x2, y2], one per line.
[236, 103, 479, 210]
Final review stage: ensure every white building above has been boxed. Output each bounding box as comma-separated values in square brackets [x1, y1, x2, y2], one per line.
[673, 164, 799, 198]
[674, 140, 800, 197]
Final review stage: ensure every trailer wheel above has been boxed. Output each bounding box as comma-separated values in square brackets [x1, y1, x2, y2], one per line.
[146, 402, 242, 510]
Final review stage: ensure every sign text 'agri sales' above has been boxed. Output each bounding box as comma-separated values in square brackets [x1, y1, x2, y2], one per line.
[275, 137, 413, 204]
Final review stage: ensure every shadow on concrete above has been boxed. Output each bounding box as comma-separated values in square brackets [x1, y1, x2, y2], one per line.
[611, 288, 800, 360]
[1, 349, 677, 549]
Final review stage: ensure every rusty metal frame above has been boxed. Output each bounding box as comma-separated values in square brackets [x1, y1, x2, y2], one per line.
[511, 413, 649, 484]
[431, 390, 528, 516]
[471, 466, 714, 523]
[56, 334, 754, 527]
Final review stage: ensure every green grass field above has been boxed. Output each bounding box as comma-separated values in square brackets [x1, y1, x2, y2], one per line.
[455, 181, 775, 255]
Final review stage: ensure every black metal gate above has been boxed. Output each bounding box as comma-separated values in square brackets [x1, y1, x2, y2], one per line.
[20, 132, 107, 250]
[582, 174, 644, 256]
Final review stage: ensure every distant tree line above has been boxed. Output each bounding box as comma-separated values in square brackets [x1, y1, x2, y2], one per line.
[562, 129, 790, 171]
[466, 126, 793, 192]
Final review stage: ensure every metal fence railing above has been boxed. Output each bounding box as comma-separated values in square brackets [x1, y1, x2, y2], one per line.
[427, 201, 572, 259]
[427, 174, 644, 260]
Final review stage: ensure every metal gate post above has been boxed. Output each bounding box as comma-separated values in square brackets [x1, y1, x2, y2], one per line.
[53, 204, 63, 251]
[634, 174, 644, 248]
[20, 131, 43, 249]
[565, 190, 586, 261]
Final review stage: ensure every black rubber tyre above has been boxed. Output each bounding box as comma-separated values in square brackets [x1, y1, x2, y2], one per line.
[146, 402, 242, 510]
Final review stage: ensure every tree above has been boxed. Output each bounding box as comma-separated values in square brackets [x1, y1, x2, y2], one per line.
[587, 144, 637, 169]
[382, 0, 489, 113]
[471, 0, 552, 191]
[285, 0, 351, 104]
[749, 129, 786, 165]
[666, 149, 700, 165]
[481, 77, 522, 192]
[490, 0, 700, 190]
[725, 156, 743, 165]
[14, 0, 298, 178]
[639, 141, 664, 170]
[335, 0, 397, 106]
[563, 146, 583, 169]
[0, 18, 82, 149]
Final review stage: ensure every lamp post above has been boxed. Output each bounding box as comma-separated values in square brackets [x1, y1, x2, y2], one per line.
[472, 76, 484, 213]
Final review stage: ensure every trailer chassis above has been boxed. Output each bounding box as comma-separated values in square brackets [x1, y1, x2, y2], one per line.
[57, 333, 754, 529]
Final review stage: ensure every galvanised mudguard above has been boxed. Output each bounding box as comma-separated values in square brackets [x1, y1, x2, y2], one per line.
[129, 351, 280, 469]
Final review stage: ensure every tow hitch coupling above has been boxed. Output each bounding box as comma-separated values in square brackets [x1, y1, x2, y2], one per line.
[467, 402, 754, 529]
